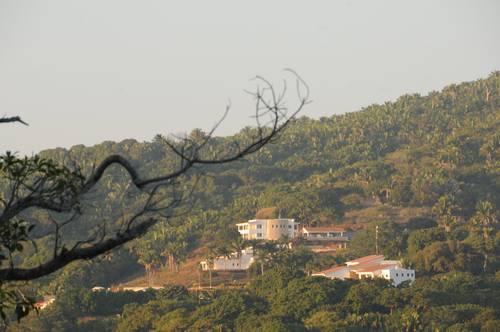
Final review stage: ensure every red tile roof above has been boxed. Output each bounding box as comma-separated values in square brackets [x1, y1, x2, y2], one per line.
[316, 265, 347, 274]
[346, 255, 384, 265]
[353, 263, 398, 273]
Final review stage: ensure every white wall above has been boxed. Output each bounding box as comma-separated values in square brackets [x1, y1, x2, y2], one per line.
[237, 219, 298, 240]
[201, 250, 254, 271]
[381, 268, 415, 286]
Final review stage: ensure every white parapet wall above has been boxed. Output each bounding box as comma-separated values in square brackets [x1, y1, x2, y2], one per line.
[380, 267, 415, 286]
[200, 248, 254, 271]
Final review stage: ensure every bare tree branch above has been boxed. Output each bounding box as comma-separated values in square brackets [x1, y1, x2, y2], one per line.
[0, 218, 157, 281]
[0, 71, 310, 281]
[0, 116, 28, 126]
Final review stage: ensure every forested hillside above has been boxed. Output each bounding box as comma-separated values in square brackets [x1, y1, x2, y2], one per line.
[7, 72, 500, 331]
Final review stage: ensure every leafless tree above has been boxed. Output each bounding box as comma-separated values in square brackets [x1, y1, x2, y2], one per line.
[0, 71, 310, 282]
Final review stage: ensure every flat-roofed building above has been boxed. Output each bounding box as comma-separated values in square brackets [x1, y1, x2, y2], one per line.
[301, 226, 353, 251]
[200, 248, 254, 271]
[302, 226, 352, 239]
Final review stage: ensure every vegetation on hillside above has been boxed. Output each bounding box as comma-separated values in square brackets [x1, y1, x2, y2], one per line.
[2, 72, 500, 330]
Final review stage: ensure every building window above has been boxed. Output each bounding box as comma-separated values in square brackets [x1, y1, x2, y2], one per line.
[396, 273, 398, 277]
[407, 273, 409, 277]
[257, 224, 262, 229]
[257, 233, 262, 237]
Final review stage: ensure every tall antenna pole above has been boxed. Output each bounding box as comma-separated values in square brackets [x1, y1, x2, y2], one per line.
[375, 225, 379, 255]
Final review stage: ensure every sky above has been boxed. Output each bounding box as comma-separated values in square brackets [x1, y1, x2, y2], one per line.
[1, 0, 500, 155]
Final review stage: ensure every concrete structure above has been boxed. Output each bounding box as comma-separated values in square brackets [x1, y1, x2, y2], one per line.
[312, 255, 415, 286]
[302, 226, 352, 240]
[301, 226, 353, 251]
[200, 248, 254, 271]
[236, 219, 299, 240]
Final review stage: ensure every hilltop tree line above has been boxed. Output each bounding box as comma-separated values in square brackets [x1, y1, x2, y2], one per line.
[1, 72, 499, 328]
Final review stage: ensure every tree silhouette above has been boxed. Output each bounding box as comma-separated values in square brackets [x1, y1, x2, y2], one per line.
[0, 71, 310, 318]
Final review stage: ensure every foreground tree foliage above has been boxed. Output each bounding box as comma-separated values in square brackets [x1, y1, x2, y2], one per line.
[0, 72, 310, 320]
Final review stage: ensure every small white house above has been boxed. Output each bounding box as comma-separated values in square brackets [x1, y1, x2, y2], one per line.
[200, 248, 254, 271]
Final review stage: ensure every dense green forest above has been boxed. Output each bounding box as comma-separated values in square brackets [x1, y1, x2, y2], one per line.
[5, 72, 500, 331]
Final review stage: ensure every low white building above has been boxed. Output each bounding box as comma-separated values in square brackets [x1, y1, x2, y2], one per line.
[236, 219, 299, 240]
[302, 227, 352, 240]
[313, 255, 415, 286]
[300, 226, 353, 251]
[200, 248, 254, 271]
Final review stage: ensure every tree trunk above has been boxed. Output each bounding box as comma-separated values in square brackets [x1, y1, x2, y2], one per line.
[145, 264, 151, 287]
[483, 253, 488, 273]
[209, 268, 212, 289]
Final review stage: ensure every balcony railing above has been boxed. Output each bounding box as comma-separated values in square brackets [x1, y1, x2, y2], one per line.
[303, 236, 350, 242]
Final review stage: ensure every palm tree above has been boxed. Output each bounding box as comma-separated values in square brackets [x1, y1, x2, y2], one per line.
[432, 194, 458, 232]
[230, 237, 247, 256]
[229, 237, 247, 267]
[205, 245, 218, 289]
[216, 245, 232, 271]
[471, 201, 498, 273]
[253, 241, 278, 276]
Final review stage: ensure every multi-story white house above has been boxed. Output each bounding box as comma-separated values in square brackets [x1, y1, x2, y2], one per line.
[236, 218, 299, 240]
[200, 248, 254, 271]
[312, 255, 415, 286]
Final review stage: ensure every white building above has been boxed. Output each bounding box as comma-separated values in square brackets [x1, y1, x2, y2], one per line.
[200, 248, 254, 271]
[301, 226, 353, 251]
[302, 226, 352, 240]
[236, 219, 299, 240]
[312, 255, 415, 286]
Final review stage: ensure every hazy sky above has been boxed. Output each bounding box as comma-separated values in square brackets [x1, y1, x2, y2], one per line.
[1, 0, 499, 155]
